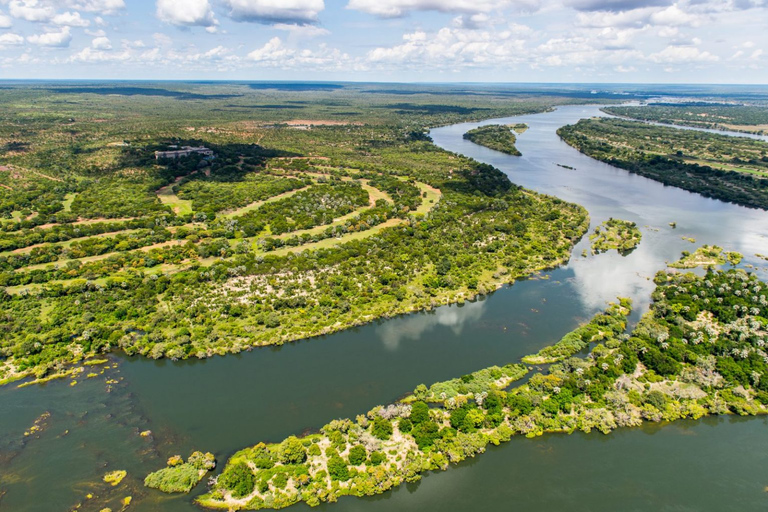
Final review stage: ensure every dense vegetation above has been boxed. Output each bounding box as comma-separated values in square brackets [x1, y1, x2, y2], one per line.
[463, 125, 521, 156]
[558, 118, 768, 210]
[589, 218, 642, 255]
[604, 104, 768, 135]
[144, 451, 216, 493]
[522, 299, 630, 364]
[0, 84, 591, 386]
[200, 267, 768, 510]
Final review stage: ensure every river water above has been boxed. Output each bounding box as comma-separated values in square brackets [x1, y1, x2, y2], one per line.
[1, 105, 767, 511]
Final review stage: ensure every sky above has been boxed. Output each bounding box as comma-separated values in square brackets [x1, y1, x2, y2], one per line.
[0, 0, 766, 83]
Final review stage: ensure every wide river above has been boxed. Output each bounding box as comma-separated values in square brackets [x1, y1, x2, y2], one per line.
[1, 105, 768, 512]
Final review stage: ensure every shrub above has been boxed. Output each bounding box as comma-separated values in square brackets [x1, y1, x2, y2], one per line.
[348, 445, 367, 465]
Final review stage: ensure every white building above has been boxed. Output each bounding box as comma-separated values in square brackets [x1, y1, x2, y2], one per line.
[155, 146, 214, 160]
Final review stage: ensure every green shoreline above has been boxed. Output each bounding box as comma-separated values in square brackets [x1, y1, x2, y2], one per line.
[194, 266, 768, 510]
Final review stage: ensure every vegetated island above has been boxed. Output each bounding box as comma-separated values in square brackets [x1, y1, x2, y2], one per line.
[557, 118, 768, 210]
[195, 267, 768, 510]
[603, 104, 768, 136]
[0, 86, 591, 387]
[463, 124, 522, 156]
[144, 451, 216, 493]
[589, 218, 642, 255]
[521, 299, 630, 364]
[669, 245, 743, 269]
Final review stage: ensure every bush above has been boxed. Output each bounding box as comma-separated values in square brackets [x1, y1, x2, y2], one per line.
[348, 445, 367, 465]
[327, 455, 350, 481]
[219, 462, 255, 498]
[369, 451, 385, 466]
[279, 436, 307, 464]
[372, 416, 393, 440]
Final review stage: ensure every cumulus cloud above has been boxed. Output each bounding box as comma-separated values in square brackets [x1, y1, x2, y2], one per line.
[67, 46, 129, 62]
[52, 11, 91, 27]
[156, 0, 217, 28]
[91, 35, 111, 49]
[566, 0, 672, 11]
[222, 0, 325, 24]
[27, 26, 72, 47]
[8, 0, 55, 22]
[648, 44, 719, 63]
[274, 23, 330, 38]
[63, 0, 125, 14]
[0, 32, 24, 45]
[348, 0, 537, 17]
[247, 36, 352, 70]
[0, 12, 12, 27]
[367, 24, 531, 68]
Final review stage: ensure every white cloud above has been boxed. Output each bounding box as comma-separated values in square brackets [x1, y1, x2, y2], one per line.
[9, 0, 55, 22]
[67, 46, 129, 62]
[0, 12, 13, 27]
[53, 11, 90, 27]
[156, 0, 217, 27]
[85, 28, 106, 36]
[367, 24, 531, 68]
[27, 26, 72, 47]
[91, 35, 111, 49]
[0, 32, 24, 45]
[247, 36, 352, 70]
[274, 23, 330, 38]
[649, 5, 705, 26]
[63, 0, 124, 14]
[648, 45, 719, 63]
[347, 0, 537, 17]
[222, 0, 325, 23]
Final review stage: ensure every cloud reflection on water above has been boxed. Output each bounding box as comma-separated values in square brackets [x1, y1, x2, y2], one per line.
[377, 299, 486, 351]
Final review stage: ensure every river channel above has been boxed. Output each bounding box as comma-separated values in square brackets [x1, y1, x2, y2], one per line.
[1, 105, 767, 511]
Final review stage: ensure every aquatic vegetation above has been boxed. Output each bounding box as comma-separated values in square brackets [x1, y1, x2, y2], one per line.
[200, 268, 768, 510]
[589, 218, 642, 255]
[103, 470, 127, 486]
[463, 125, 522, 156]
[144, 451, 216, 493]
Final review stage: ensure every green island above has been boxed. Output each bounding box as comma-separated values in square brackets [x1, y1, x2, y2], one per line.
[557, 118, 768, 210]
[196, 267, 768, 510]
[604, 104, 768, 135]
[669, 245, 743, 269]
[144, 451, 216, 493]
[0, 85, 591, 386]
[463, 124, 522, 156]
[521, 299, 631, 364]
[589, 218, 642, 255]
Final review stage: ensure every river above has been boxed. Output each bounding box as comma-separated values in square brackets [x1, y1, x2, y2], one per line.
[1, 105, 767, 511]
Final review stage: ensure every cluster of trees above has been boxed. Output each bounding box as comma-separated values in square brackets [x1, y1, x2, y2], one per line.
[463, 124, 521, 156]
[144, 451, 216, 493]
[589, 218, 642, 255]
[604, 104, 768, 135]
[558, 118, 768, 210]
[522, 298, 631, 364]
[199, 267, 768, 510]
[235, 182, 370, 236]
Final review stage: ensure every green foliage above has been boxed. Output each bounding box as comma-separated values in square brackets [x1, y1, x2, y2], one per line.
[327, 454, 350, 481]
[590, 218, 642, 255]
[279, 436, 307, 464]
[463, 125, 522, 156]
[558, 118, 768, 210]
[347, 445, 367, 465]
[522, 300, 631, 364]
[219, 462, 255, 498]
[371, 416, 393, 440]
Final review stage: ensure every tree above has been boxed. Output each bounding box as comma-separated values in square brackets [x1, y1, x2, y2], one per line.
[279, 436, 307, 464]
[348, 445, 367, 465]
[372, 416, 393, 440]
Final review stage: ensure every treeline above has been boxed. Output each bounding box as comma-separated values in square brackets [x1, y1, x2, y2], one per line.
[558, 119, 768, 210]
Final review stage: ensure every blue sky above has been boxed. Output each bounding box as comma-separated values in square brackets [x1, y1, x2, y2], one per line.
[0, 0, 766, 82]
